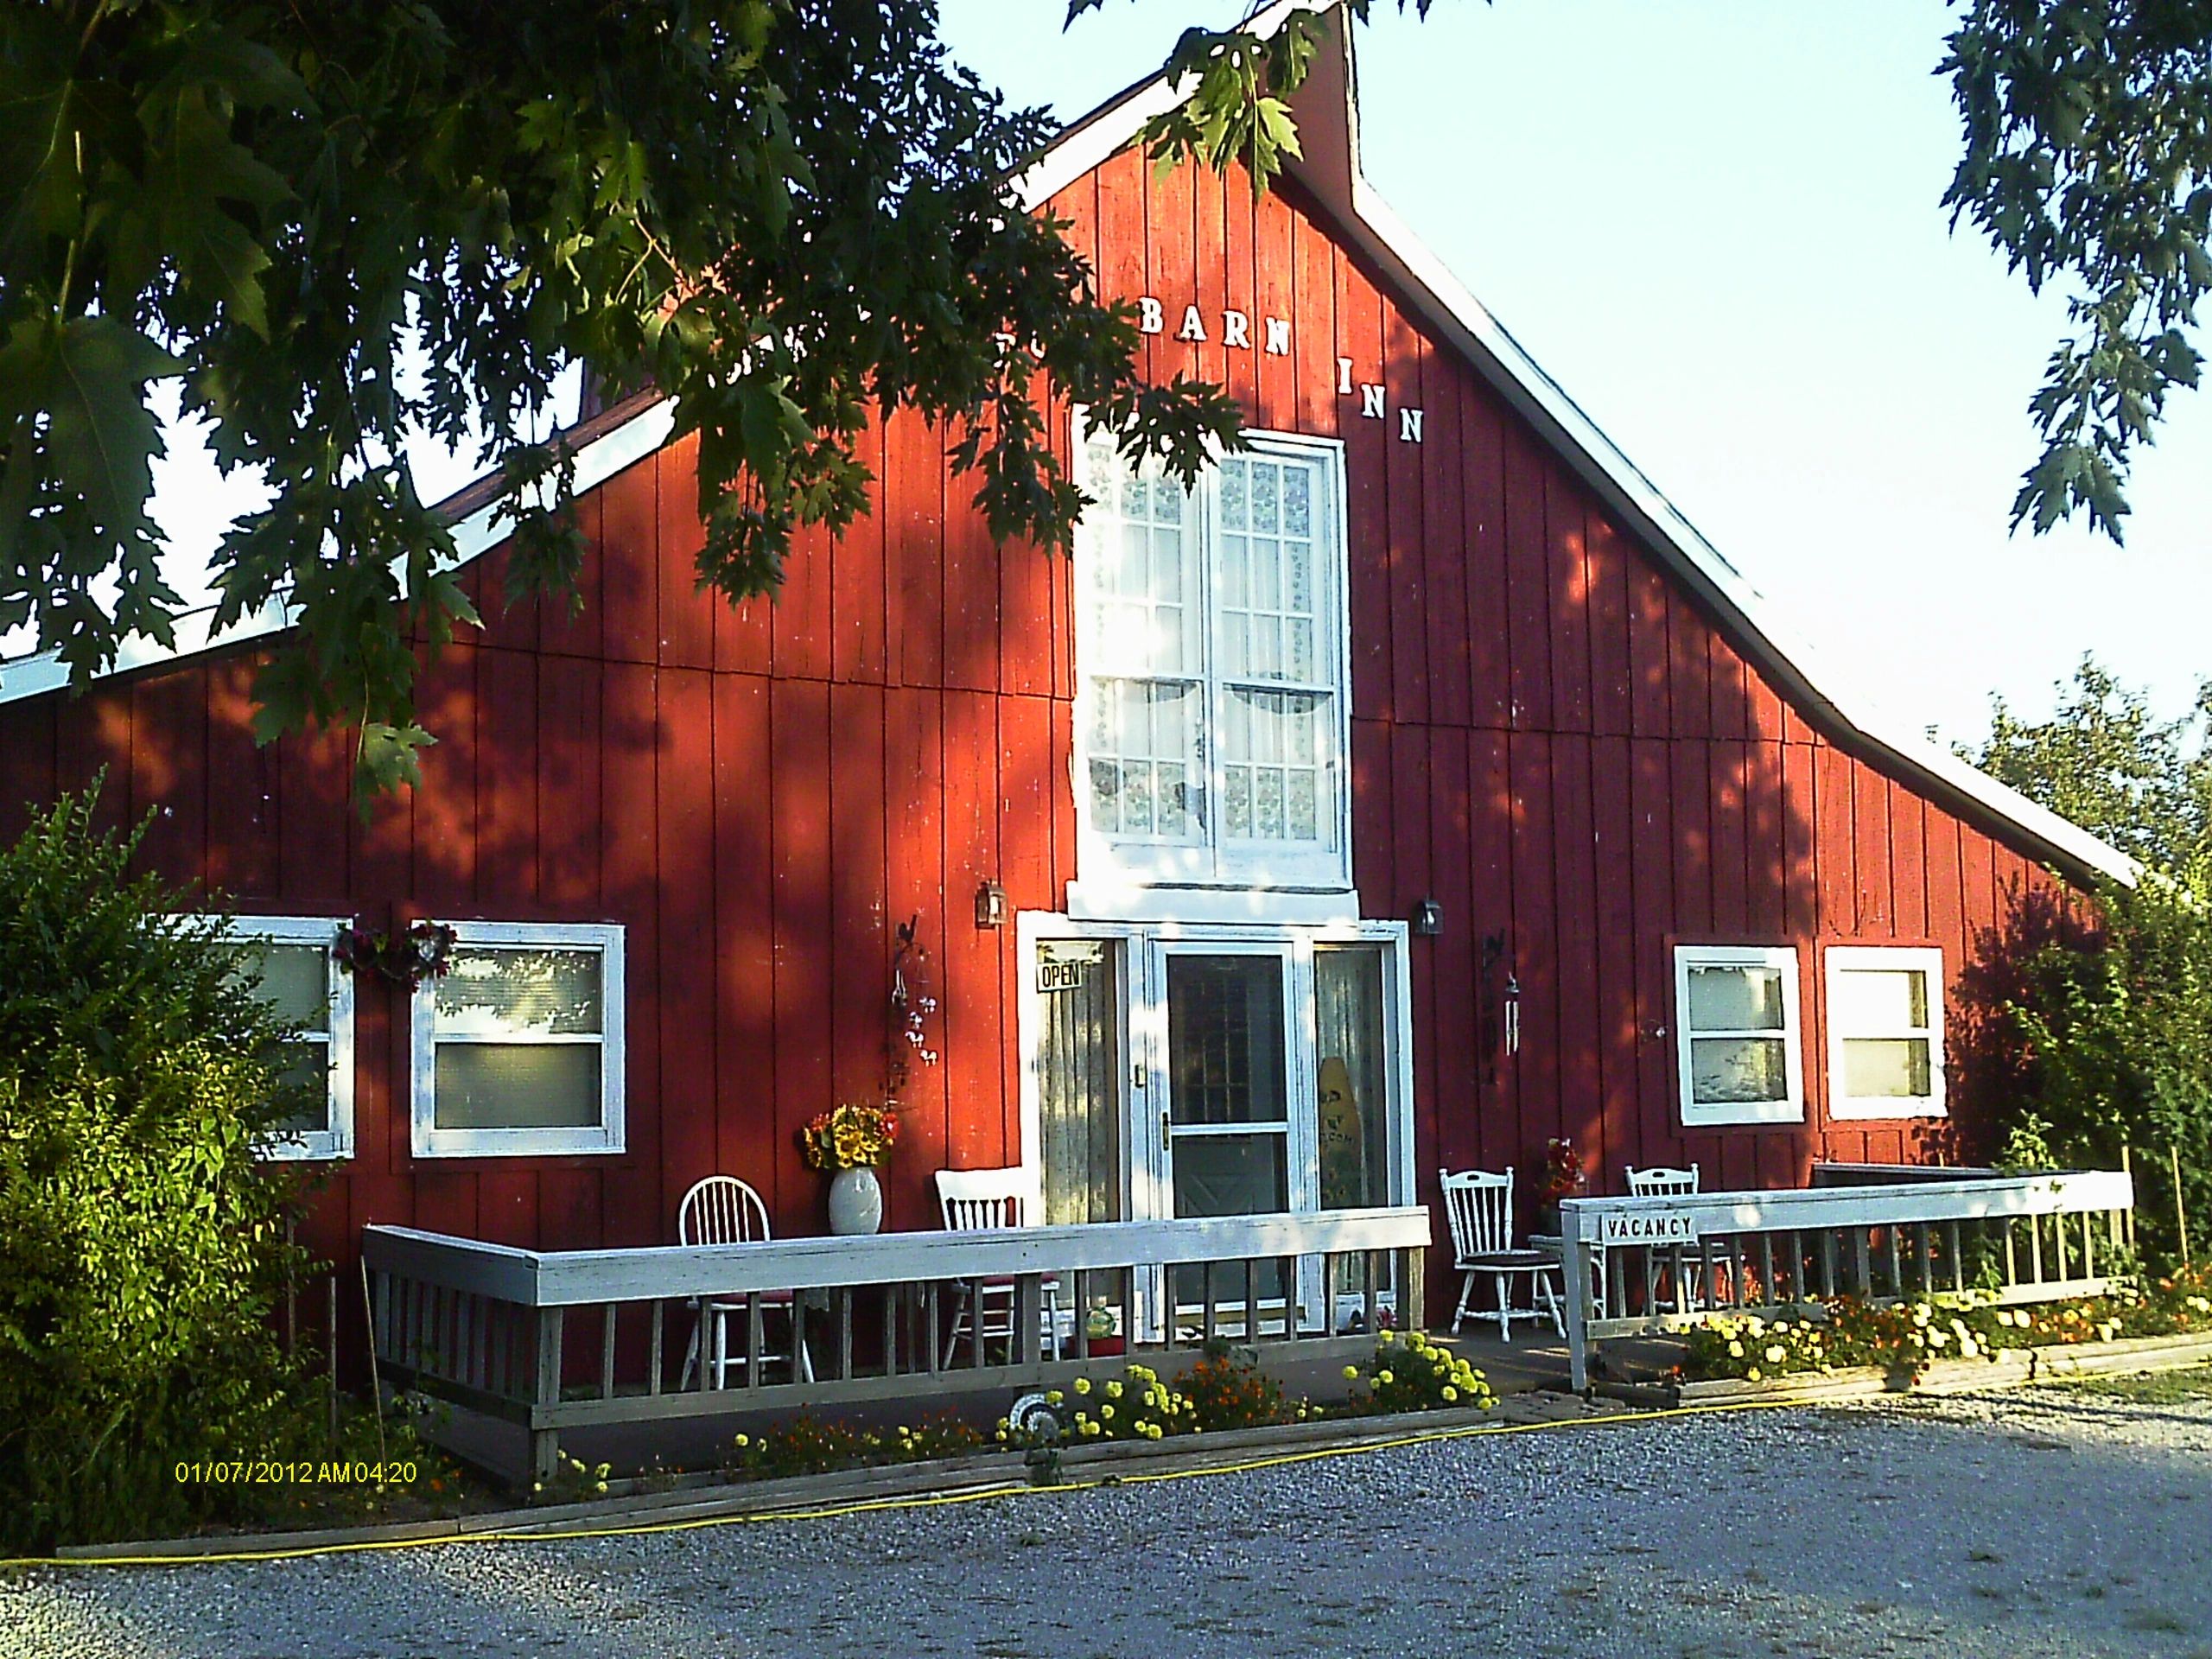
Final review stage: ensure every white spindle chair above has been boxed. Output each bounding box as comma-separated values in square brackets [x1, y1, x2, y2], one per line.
[1625, 1164, 1700, 1198]
[675, 1175, 814, 1388]
[1625, 1162, 1711, 1313]
[937, 1166, 1061, 1364]
[1440, 1167, 1562, 1339]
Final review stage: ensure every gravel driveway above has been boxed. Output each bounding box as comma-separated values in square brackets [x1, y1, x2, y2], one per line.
[6, 1383, 2209, 1658]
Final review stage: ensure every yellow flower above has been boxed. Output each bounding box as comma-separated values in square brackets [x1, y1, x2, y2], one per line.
[1764, 1345, 1786, 1364]
[1105, 1380, 1124, 1398]
[1376, 1370, 1394, 1385]
[1746, 1367, 1763, 1381]
[1100, 1404, 1114, 1420]
[1343, 1365, 1361, 1381]
[1727, 1341, 1745, 1359]
[1073, 1377, 1091, 1395]
[1442, 1386, 1458, 1402]
[1045, 1390, 1064, 1405]
[1378, 1329, 1395, 1345]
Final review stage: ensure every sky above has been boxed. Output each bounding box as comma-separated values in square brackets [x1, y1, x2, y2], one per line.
[84, 1, 2212, 748]
[934, 0, 2212, 747]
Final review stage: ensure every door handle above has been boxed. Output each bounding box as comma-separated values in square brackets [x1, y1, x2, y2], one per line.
[1160, 1109, 1173, 1146]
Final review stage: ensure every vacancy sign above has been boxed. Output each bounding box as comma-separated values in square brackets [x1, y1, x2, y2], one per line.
[1596, 1211, 1700, 1249]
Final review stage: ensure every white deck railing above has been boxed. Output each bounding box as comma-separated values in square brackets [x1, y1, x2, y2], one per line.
[363, 1206, 1432, 1482]
[1558, 1170, 2136, 1389]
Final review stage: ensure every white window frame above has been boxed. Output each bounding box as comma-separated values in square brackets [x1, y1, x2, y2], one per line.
[410, 919, 626, 1160]
[1068, 417, 1356, 907]
[1673, 944, 1805, 1127]
[1824, 945, 1947, 1121]
[232, 915, 354, 1162]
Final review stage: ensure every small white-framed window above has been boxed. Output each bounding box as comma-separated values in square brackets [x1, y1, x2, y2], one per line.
[1071, 421, 1352, 895]
[1673, 944, 1805, 1127]
[229, 916, 353, 1161]
[1825, 945, 1946, 1120]
[410, 920, 625, 1159]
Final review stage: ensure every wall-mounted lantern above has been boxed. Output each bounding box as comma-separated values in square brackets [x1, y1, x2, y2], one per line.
[975, 880, 1008, 929]
[1412, 897, 1444, 937]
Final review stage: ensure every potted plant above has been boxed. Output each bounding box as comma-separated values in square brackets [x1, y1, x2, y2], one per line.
[798, 1103, 900, 1235]
[1535, 1135, 1586, 1235]
[1082, 1298, 1123, 1358]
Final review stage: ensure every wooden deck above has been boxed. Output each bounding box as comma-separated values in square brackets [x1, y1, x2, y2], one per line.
[365, 1206, 1432, 1481]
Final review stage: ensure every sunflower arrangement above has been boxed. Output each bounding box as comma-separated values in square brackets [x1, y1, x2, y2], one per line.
[798, 1102, 900, 1171]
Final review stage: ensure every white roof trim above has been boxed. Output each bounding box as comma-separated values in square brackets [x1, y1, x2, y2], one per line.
[0, 397, 676, 708]
[0, 3, 2130, 888]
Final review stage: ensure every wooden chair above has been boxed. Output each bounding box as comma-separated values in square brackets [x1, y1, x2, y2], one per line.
[675, 1176, 814, 1388]
[1440, 1167, 1562, 1339]
[937, 1166, 1061, 1364]
[1625, 1162, 1711, 1313]
[1625, 1164, 1700, 1198]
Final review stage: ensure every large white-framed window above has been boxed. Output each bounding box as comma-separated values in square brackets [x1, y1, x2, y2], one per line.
[410, 920, 625, 1159]
[1825, 945, 1946, 1120]
[1673, 944, 1805, 1127]
[230, 915, 353, 1161]
[1071, 422, 1353, 899]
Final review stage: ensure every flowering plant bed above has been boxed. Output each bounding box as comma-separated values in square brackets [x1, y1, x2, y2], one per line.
[1674, 1264, 2212, 1389]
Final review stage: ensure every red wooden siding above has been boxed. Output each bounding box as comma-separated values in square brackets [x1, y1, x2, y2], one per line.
[0, 143, 2090, 1294]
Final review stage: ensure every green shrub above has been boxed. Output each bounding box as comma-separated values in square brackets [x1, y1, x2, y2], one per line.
[0, 786, 321, 1549]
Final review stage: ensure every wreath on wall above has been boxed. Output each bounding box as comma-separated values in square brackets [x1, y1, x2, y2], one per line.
[333, 919, 458, 989]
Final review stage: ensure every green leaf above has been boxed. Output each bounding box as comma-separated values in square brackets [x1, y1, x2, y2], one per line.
[44, 317, 182, 537]
[356, 721, 436, 798]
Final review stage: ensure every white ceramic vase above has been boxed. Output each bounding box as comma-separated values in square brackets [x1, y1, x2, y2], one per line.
[827, 1166, 885, 1236]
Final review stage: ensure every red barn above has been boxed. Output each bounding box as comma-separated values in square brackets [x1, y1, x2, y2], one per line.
[0, 4, 2126, 1319]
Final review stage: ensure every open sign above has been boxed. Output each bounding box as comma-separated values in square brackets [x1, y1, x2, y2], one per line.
[1598, 1211, 1700, 1249]
[1035, 944, 1099, 995]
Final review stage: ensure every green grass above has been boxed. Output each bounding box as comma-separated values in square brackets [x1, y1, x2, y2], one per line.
[2056, 1363, 2212, 1404]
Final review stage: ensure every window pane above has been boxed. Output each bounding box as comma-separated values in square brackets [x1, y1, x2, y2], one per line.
[1689, 1036, 1788, 1103]
[1088, 678, 1202, 842]
[437, 948, 603, 1037]
[1316, 947, 1388, 1211]
[1219, 689, 1328, 846]
[434, 1045, 602, 1129]
[270, 1040, 333, 1135]
[1843, 1038, 1931, 1098]
[1166, 955, 1287, 1126]
[1833, 969, 1927, 1033]
[241, 943, 330, 1033]
[1686, 964, 1784, 1032]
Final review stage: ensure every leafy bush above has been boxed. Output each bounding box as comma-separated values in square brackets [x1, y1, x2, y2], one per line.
[1341, 1329, 1497, 1415]
[1961, 661, 2212, 1268]
[0, 787, 321, 1548]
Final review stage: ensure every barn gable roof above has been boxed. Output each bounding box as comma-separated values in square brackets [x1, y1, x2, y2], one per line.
[0, 0, 2132, 887]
